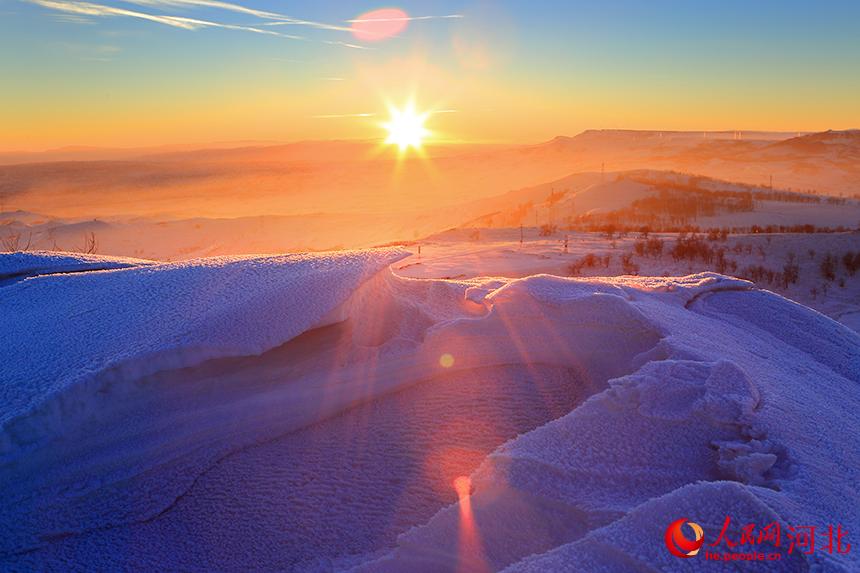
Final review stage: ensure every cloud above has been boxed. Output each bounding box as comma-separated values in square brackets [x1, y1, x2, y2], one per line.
[28, 0, 300, 37]
[121, 0, 351, 32]
[321, 39, 371, 50]
[52, 13, 95, 23]
[312, 112, 376, 119]
[344, 14, 464, 23]
[312, 109, 458, 119]
[29, 0, 461, 49]
[54, 40, 121, 60]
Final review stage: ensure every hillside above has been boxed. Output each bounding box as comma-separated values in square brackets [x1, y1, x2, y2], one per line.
[471, 170, 860, 233]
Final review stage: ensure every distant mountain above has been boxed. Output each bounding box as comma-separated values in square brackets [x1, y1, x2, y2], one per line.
[764, 129, 860, 155]
[0, 141, 286, 165]
[2, 129, 857, 237]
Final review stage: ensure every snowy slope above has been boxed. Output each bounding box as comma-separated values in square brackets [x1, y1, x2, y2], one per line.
[1, 251, 858, 571]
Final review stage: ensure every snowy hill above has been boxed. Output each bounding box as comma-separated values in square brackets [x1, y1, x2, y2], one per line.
[0, 251, 858, 571]
[472, 170, 860, 232]
[767, 129, 860, 152]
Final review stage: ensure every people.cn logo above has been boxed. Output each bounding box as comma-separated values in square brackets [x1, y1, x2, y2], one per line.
[665, 518, 705, 558]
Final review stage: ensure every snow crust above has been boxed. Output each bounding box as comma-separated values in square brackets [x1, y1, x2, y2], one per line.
[1, 249, 858, 572]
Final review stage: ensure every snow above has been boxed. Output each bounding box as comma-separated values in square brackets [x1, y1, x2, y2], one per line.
[697, 200, 860, 228]
[563, 178, 653, 214]
[396, 228, 860, 334]
[0, 250, 151, 283]
[1, 249, 858, 571]
[0, 249, 406, 451]
[355, 274, 860, 573]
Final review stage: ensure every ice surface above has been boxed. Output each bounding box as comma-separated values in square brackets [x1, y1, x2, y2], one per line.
[1, 249, 858, 572]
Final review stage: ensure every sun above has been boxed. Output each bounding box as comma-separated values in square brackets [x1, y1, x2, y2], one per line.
[383, 101, 429, 152]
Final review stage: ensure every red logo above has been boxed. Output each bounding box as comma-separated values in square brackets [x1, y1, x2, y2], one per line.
[666, 518, 705, 558]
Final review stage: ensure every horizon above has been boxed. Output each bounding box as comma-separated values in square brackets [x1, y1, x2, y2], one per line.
[4, 127, 858, 155]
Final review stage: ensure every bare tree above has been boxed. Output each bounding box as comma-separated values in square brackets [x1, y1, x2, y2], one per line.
[2, 231, 32, 252]
[83, 232, 98, 254]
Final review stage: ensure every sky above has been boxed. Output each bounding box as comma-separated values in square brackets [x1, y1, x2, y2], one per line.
[1, 0, 859, 150]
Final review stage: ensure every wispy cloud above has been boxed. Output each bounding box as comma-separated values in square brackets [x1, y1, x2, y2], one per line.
[312, 109, 458, 119]
[54, 40, 121, 60]
[322, 40, 371, 50]
[28, 0, 301, 37]
[344, 14, 464, 23]
[312, 112, 376, 119]
[52, 12, 95, 23]
[121, 0, 351, 32]
[30, 0, 461, 49]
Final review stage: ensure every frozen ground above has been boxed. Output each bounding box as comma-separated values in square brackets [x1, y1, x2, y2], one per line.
[0, 249, 858, 571]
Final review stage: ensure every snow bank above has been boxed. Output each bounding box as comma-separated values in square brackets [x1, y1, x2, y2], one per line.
[1, 249, 412, 556]
[0, 248, 406, 452]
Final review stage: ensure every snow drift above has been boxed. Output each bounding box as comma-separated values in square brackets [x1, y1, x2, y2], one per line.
[0, 250, 858, 571]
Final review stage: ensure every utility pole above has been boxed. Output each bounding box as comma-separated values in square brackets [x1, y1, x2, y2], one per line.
[769, 174, 773, 189]
[520, 224, 524, 246]
[601, 162, 605, 182]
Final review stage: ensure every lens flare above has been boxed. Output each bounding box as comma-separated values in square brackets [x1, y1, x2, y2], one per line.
[351, 8, 409, 42]
[454, 475, 471, 500]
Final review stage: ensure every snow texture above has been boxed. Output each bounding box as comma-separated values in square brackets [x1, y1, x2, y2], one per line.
[1, 249, 858, 572]
[0, 249, 406, 451]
